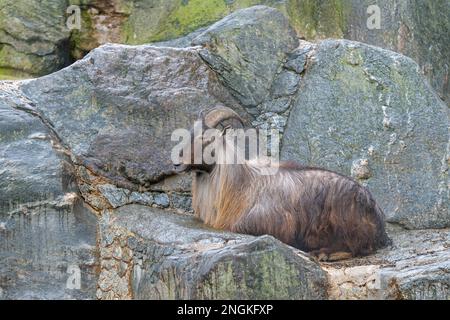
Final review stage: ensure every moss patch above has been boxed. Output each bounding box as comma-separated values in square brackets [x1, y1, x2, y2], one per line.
[286, 0, 348, 39]
[123, 0, 288, 44]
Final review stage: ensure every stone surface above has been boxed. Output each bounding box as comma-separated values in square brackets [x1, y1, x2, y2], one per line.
[74, 0, 450, 107]
[0, 1, 289, 79]
[349, 0, 450, 105]
[0, 82, 98, 300]
[192, 5, 298, 108]
[1, 1, 448, 107]
[270, 70, 300, 98]
[0, 0, 71, 79]
[169, 193, 193, 213]
[70, 0, 289, 55]
[0, 200, 99, 299]
[0, 82, 71, 205]
[1, 6, 449, 300]
[129, 192, 154, 206]
[152, 193, 170, 208]
[20, 44, 245, 190]
[284, 45, 310, 74]
[98, 205, 328, 300]
[281, 39, 449, 229]
[286, 0, 450, 105]
[98, 184, 130, 208]
[324, 228, 450, 300]
[151, 27, 209, 49]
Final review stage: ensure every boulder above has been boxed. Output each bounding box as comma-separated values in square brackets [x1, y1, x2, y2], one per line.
[192, 5, 298, 108]
[20, 44, 245, 192]
[70, 0, 289, 54]
[2, 1, 448, 107]
[344, 0, 450, 104]
[0, 82, 70, 205]
[0, 6, 449, 300]
[0, 82, 99, 300]
[0, 1, 290, 79]
[0, 0, 71, 79]
[72, 0, 450, 107]
[96, 205, 328, 299]
[0, 199, 99, 299]
[286, 0, 450, 105]
[281, 39, 449, 229]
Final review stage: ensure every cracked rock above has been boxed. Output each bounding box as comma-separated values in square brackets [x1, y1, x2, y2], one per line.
[99, 205, 328, 299]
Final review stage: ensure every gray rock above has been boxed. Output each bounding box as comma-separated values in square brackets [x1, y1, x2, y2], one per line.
[151, 27, 209, 48]
[2, 1, 447, 109]
[284, 45, 312, 74]
[129, 192, 154, 206]
[0, 82, 98, 300]
[270, 70, 300, 98]
[281, 39, 449, 229]
[0, 200, 99, 299]
[1, 6, 449, 301]
[20, 44, 246, 190]
[326, 228, 450, 300]
[346, 0, 450, 105]
[0, 82, 69, 205]
[252, 112, 288, 133]
[170, 193, 193, 213]
[70, 0, 289, 57]
[192, 5, 298, 107]
[99, 205, 328, 299]
[259, 96, 292, 114]
[98, 184, 130, 208]
[152, 193, 169, 208]
[148, 173, 192, 193]
[0, 0, 71, 79]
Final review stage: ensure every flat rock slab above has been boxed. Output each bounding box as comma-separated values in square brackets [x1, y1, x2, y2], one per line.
[97, 205, 328, 300]
[324, 228, 450, 300]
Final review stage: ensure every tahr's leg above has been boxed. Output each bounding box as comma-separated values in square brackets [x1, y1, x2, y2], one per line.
[309, 248, 353, 262]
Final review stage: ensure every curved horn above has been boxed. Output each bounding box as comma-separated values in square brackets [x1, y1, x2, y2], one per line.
[204, 106, 244, 128]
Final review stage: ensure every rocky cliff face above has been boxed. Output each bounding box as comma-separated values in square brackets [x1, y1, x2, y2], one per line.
[1, 0, 448, 106]
[0, 6, 449, 300]
[287, 0, 450, 105]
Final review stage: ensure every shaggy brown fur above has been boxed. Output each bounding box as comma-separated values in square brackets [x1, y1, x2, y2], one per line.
[176, 107, 390, 260]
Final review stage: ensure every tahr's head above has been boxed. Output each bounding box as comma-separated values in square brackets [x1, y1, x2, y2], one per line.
[173, 105, 244, 173]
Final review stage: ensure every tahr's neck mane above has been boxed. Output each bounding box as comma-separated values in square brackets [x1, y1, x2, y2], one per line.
[192, 162, 252, 229]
